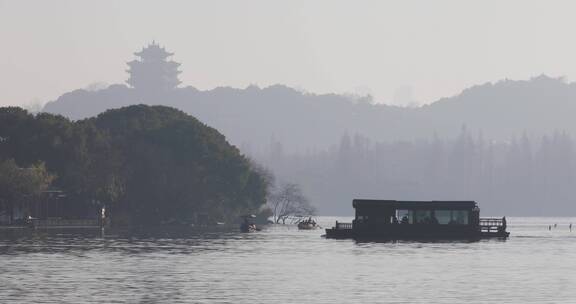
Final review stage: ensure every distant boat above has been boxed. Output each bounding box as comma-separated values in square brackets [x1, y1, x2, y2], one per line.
[298, 217, 319, 230]
[240, 214, 259, 233]
[325, 199, 509, 240]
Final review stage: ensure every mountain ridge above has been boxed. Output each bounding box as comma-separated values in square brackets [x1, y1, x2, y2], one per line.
[43, 75, 576, 153]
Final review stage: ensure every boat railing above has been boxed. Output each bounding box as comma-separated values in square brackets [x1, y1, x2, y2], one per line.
[335, 221, 352, 230]
[479, 217, 506, 233]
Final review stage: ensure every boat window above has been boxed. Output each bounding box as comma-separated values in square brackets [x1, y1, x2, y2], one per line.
[451, 210, 469, 225]
[394, 210, 471, 224]
[431, 210, 470, 225]
[435, 210, 452, 224]
[415, 210, 432, 224]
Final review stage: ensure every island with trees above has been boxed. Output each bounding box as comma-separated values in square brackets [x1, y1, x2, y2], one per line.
[0, 105, 271, 227]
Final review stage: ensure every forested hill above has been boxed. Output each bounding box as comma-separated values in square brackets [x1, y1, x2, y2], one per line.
[43, 75, 576, 152]
[419, 75, 576, 140]
[0, 105, 267, 225]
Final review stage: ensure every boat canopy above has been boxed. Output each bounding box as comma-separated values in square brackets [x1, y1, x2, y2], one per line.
[352, 199, 477, 210]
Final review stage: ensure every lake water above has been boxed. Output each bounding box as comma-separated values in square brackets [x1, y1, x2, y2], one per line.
[1, 217, 576, 304]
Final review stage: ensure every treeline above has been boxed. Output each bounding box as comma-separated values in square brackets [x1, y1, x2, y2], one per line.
[0, 105, 267, 225]
[256, 127, 576, 216]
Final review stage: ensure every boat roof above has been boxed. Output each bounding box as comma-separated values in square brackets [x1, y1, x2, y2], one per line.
[353, 199, 477, 210]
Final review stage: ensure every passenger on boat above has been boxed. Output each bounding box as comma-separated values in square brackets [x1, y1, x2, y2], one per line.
[401, 215, 409, 224]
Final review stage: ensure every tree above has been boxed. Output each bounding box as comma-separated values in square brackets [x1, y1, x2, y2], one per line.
[0, 159, 55, 223]
[87, 105, 269, 225]
[268, 183, 315, 224]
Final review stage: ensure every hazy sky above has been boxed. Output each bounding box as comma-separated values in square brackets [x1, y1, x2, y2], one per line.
[1, 0, 576, 108]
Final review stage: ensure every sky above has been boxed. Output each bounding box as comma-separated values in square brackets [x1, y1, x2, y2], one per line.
[1, 0, 576, 108]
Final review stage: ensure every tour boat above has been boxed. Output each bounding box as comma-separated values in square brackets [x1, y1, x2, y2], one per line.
[325, 199, 509, 240]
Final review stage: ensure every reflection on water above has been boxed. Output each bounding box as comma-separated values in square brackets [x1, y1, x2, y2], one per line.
[1, 217, 576, 304]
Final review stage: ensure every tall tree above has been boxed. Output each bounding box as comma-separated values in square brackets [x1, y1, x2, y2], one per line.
[268, 183, 315, 224]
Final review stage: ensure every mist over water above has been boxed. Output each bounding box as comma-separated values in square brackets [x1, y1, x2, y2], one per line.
[1, 217, 575, 304]
[4, 2, 576, 302]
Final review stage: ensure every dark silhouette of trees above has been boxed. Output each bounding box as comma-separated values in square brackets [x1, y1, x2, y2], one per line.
[0, 105, 268, 226]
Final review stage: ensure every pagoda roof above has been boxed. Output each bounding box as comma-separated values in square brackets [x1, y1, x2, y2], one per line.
[134, 41, 174, 58]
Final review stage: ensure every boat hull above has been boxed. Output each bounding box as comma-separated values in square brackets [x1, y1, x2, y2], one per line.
[325, 227, 509, 240]
[298, 223, 318, 230]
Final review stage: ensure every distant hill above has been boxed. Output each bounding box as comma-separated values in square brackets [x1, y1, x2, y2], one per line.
[42, 83, 397, 152]
[43, 75, 576, 153]
[419, 75, 576, 140]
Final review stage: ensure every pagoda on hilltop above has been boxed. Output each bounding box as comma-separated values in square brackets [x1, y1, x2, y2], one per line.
[127, 41, 181, 93]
